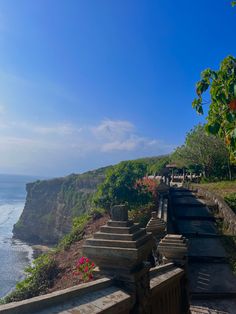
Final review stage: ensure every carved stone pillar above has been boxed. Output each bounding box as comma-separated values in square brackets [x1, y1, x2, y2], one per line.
[158, 234, 190, 314]
[146, 211, 166, 265]
[83, 205, 154, 314]
[158, 234, 188, 267]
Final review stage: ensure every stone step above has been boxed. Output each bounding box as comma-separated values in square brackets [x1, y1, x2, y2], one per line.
[189, 263, 236, 295]
[100, 223, 139, 234]
[189, 256, 228, 263]
[86, 234, 151, 249]
[94, 229, 146, 241]
[188, 238, 227, 259]
[174, 206, 212, 219]
[191, 292, 236, 300]
[176, 220, 218, 236]
[107, 220, 133, 227]
[173, 197, 206, 207]
[190, 299, 236, 313]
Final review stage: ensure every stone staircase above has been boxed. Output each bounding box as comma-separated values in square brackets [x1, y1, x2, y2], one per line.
[171, 188, 236, 314]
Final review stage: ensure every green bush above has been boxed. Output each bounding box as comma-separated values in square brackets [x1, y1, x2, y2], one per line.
[225, 193, 236, 213]
[3, 254, 59, 303]
[57, 214, 91, 250]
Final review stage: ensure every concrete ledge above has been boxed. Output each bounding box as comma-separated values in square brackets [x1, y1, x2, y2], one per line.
[150, 263, 184, 290]
[0, 277, 112, 314]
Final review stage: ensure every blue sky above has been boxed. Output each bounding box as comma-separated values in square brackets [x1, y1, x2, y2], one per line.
[0, 1, 234, 176]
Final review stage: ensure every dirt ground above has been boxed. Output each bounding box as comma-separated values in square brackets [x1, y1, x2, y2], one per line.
[48, 214, 109, 292]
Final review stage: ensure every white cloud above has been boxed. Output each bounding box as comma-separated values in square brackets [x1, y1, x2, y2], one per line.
[0, 117, 174, 175]
[101, 138, 138, 152]
[92, 119, 134, 140]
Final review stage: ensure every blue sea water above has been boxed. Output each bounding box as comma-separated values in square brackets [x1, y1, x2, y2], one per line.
[0, 175, 37, 298]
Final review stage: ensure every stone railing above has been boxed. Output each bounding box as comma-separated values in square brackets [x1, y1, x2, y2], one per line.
[157, 195, 168, 223]
[150, 263, 187, 314]
[0, 204, 190, 314]
[188, 184, 236, 235]
[0, 277, 132, 314]
[0, 264, 188, 314]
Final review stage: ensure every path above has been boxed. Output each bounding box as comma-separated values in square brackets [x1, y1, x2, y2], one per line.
[171, 188, 236, 314]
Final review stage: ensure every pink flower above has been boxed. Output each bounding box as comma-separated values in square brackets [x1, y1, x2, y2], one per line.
[85, 258, 89, 263]
[84, 266, 89, 273]
[78, 257, 85, 265]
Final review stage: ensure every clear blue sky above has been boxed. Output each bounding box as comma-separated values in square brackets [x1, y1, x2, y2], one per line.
[0, 0, 234, 176]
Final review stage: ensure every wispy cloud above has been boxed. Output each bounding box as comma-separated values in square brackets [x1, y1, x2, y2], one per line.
[0, 116, 174, 175]
[92, 119, 134, 140]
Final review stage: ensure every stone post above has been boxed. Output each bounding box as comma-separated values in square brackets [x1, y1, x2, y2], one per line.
[83, 205, 154, 314]
[158, 234, 190, 314]
[146, 212, 166, 265]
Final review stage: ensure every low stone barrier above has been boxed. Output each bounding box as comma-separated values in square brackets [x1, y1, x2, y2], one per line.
[150, 263, 186, 314]
[0, 277, 132, 314]
[0, 264, 188, 314]
[187, 184, 236, 235]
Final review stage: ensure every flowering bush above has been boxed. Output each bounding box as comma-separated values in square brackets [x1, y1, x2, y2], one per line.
[135, 177, 159, 200]
[73, 256, 95, 282]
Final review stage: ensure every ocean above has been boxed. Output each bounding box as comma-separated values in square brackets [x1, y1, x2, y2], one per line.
[0, 174, 37, 298]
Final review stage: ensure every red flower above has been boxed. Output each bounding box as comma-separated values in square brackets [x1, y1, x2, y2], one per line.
[229, 99, 236, 111]
[78, 256, 85, 265]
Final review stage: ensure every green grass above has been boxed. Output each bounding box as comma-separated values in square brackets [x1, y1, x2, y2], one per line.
[57, 214, 91, 250]
[196, 180, 236, 197]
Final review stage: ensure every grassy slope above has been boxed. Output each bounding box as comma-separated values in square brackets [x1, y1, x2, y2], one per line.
[195, 180, 236, 197]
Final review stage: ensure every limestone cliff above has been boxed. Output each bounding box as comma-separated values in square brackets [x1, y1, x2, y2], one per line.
[13, 168, 107, 244]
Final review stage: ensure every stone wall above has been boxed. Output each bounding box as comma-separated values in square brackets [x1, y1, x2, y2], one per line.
[0, 264, 187, 314]
[188, 184, 236, 235]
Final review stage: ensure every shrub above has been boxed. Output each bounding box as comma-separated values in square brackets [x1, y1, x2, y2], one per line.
[57, 214, 91, 250]
[225, 193, 236, 213]
[4, 254, 59, 303]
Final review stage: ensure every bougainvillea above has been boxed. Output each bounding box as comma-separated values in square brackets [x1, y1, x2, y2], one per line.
[135, 177, 159, 201]
[73, 256, 95, 282]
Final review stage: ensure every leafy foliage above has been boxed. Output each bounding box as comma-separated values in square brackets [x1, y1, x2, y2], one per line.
[136, 155, 170, 175]
[192, 56, 236, 159]
[225, 193, 236, 213]
[93, 161, 151, 211]
[171, 124, 230, 178]
[3, 254, 59, 303]
[57, 214, 91, 250]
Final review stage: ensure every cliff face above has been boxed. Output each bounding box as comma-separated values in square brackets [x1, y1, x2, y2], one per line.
[13, 168, 106, 244]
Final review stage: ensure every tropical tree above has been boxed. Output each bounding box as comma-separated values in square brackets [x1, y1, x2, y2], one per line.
[171, 125, 230, 179]
[192, 56, 236, 161]
[93, 161, 151, 211]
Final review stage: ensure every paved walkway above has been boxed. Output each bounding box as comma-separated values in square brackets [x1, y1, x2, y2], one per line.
[171, 188, 236, 314]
